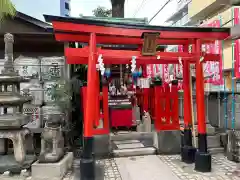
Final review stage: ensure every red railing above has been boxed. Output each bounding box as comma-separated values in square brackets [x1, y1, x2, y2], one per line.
[148, 83, 180, 131]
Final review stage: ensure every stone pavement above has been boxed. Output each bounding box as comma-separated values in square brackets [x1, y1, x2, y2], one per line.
[1, 154, 240, 180]
[115, 155, 179, 180]
[159, 154, 240, 180]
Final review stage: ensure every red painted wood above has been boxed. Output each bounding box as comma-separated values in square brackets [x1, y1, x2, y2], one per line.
[195, 39, 207, 134]
[55, 33, 215, 45]
[65, 47, 221, 65]
[95, 71, 100, 127]
[110, 109, 133, 128]
[84, 33, 96, 137]
[165, 85, 171, 124]
[52, 21, 229, 40]
[183, 44, 192, 128]
[154, 84, 180, 131]
[171, 85, 179, 127]
[102, 86, 110, 134]
[149, 86, 155, 120]
[92, 129, 109, 135]
[82, 85, 110, 135]
[154, 85, 162, 131]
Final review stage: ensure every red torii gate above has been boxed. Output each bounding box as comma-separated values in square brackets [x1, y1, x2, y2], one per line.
[44, 14, 230, 179]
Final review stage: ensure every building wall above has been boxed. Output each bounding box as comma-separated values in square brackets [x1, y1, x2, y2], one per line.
[188, 1, 240, 91]
[11, 0, 71, 21]
[188, 0, 216, 21]
[171, 0, 191, 26]
[60, 0, 71, 16]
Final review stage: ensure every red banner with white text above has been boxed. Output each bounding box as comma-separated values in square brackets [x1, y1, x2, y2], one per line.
[234, 8, 240, 78]
[177, 45, 183, 90]
[201, 20, 223, 87]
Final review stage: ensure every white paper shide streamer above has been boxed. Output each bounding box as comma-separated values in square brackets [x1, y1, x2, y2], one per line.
[131, 56, 137, 73]
[97, 54, 105, 75]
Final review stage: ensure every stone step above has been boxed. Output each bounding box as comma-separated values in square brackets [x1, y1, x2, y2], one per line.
[113, 147, 156, 157]
[209, 147, 224, 154]
[110, 132, 153, 141]
[193, 124, 216, 135]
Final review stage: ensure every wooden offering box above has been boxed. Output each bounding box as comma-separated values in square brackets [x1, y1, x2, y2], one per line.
[108, 95, 134, 128]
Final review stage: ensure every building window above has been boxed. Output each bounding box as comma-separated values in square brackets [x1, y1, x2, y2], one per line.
[65, 2, 70, 10]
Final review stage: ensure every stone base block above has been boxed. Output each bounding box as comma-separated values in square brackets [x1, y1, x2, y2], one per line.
[0, 154, 36, 173]
[80, 158, 95, 180]
[154, 130, 181, 154]
[94, 135, 111, 157]
[195, 151, 212, 172]
[227, 150, 239, 162]
[181, 146, 196, 164]
[31, 152, 73, 180]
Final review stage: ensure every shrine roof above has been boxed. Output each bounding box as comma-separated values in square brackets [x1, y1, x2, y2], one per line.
[44, 15, 230, 45]
[44, 15, 229, 34]
[77, 15, 148, 25]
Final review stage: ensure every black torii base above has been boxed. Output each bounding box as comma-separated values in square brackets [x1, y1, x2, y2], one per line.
[181, 128, 196, 164]
[80, 137, 95, 180]
[195, 133, 212, 172]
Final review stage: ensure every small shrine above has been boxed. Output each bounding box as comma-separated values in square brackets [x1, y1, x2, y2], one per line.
[44, 14, 230, 179]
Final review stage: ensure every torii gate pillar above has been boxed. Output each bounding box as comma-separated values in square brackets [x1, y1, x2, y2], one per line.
[194, 39, 211, 172]
[80, 33, 96, 180]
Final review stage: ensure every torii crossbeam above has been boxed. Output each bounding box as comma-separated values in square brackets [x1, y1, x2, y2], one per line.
[44, 14, 230, 179]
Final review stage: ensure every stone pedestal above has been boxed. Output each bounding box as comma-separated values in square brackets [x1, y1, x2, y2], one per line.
[227, 130, 240, 162]
[94, 135, 111, 157]
[154, 130, 181, 154]
[32, 152, 73, 180]
[0, 154, 36, 173]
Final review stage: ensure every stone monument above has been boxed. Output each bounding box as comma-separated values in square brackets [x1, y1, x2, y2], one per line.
[38, 114, 64, 163]
[0, 33, 36, 173]
[32, 62, 73, 180]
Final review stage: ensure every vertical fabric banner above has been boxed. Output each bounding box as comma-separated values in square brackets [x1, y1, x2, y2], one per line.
[162, 64, 169, 84]
[201, 20, 223, 88]
[177, 45, 183, 90]
[201, 22, 213, 84]
[211, 20, 223, 86]
[234, 8, 240, 78]
[146, 65, 153, 78]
